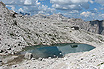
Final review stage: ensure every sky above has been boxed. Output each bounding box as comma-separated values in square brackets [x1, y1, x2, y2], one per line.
[0, 0, 104, 21]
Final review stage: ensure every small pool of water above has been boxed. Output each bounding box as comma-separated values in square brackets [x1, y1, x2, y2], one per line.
[20, 43, 95, 58]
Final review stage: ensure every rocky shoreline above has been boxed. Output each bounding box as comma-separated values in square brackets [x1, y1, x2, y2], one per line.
[1, 44, 104, 69]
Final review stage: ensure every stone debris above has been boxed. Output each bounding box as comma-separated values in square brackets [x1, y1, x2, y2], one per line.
[2, 56, 18, 64]
[0, 2, 104, 69]
[100, 64, 104, 69]
[12, 65, 17, 68]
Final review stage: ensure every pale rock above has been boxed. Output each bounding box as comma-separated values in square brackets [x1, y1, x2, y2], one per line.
[100, 64, 104, 69]
[24, 53, 33, 60]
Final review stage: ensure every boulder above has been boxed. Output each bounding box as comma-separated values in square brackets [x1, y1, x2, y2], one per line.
[7, 47, 11, 50]
[24, 52, 33, 60]
[38, 57, 43, 61]
[0, 50, 3, 53]
[12, 65, 17, 68]
[0, 59, 2, 65]
[71, 26, 79, 30]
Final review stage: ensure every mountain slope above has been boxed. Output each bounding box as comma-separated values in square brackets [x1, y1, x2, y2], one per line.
[0, 2, 104, 55]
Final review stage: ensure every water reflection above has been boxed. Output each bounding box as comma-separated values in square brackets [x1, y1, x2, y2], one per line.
[20, 43, 95, 58]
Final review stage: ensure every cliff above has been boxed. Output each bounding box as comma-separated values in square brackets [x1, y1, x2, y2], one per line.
[68, 18, 104, 35]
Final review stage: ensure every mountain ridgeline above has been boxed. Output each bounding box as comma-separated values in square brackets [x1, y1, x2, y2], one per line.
[32, 13, 104, 35]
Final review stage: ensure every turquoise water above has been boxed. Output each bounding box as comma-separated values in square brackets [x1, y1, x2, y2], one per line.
[20, 43, 95, 58]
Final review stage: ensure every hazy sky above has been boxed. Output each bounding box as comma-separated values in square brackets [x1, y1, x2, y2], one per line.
[1, 0, 104, 21]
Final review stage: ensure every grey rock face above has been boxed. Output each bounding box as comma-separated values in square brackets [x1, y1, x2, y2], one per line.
[89, 20, 104, 35]
[68, 18, 104, 35]
[49, 14, 68, 20]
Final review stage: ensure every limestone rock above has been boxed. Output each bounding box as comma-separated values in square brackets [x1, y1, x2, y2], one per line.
[100, 64, 104, 69]
[12, 65, 17, 68]
[24, 53, 33, 60]
[2, 56, 18, 64]
[7, 47, 11, 50]
[0, 59, 2, 65]
[38, 58, 43, 61]
[0, 50, 3, 53]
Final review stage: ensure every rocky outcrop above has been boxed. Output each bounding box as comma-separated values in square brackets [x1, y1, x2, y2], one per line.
[68, 18, 104, 35]
[49, 14, 68, 21]
[32, 14, 47, 19]
[89, 20, 104, 35]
